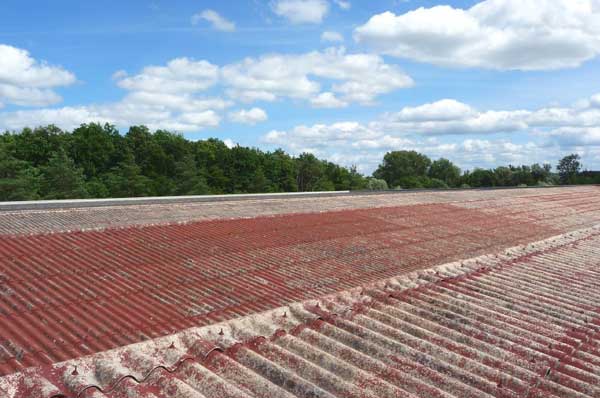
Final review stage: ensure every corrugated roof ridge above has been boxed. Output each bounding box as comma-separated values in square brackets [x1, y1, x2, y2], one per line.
[1, 224, 598, 398]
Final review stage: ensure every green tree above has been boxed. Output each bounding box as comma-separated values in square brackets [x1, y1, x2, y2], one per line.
[40, 148, 88, 199]
[429, 158, 461, 187]
[0, 146, 41, 200]
[557, 154, 581, 184]
[85, 178, 110, 198]
[313, 177, 336, 191]
[229, 146, 264, 193]
[373, 151, 432, 188]
[70, 123, 121, 178]
[465, 168, 495, 188]
[153, 130, 191, 177]
[14, 125, 69, 167]
[424, 178, 449, 189]
[296, 153, 322, 191]
[493, 166, 513, 186]
[511, 165, 535, 186]
[346, 165, 368, 190]
[1, 124, 374, 200]
[194, 138, 231, 193]
[264, 149, 297, 192]
[366, 178, 388, 190]
[531, 163, 552, 184]
[174, 154, 211, 195]
[248, 167, 272, 193]
[103, 152, 154, 197]
[125, 125, 166, 177]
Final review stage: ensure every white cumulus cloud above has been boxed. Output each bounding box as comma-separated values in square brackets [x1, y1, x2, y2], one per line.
[0, 44, 76, 107]
[261, 92, 600, 172]
[229, 107, 268, 125]
[272, 0, 330, 24]
[192, 9, 236, 32]
[310, 92, 347, 108]
[321, 31, 344, 43]
[0, 47, 416, 132]
[377, 100, 530, 135]
[0, 57, 228, 132]
[223, 138, 236, 148]
[117, 58, 219, 93]
[333, 0, 351, 10]
[354, 0, 600, 70]
[390, 99, 475, 122]
[222, 47, 413, 105]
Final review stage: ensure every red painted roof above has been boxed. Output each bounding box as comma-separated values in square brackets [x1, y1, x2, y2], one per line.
[0, 187, 600, 397]
[1, 225, 599, 397]
[1, 186, 598, 236]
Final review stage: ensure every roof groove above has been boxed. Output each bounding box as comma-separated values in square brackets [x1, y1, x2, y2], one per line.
[2, 188, 600, 396]
[294, 324, 454, 398]
[2, 225, 599, 396]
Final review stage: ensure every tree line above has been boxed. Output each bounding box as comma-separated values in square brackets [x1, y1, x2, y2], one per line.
[0, 124, 366, 201]
[0, 124, 597, 201]
[370, 150, 594, 190]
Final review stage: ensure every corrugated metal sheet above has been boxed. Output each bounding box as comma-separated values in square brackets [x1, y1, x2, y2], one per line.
[1, 225, 599, 397]
[1, 186, 598, 235]
[1, 188, 600, 378]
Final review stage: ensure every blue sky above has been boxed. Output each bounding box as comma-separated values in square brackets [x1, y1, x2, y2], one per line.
[1, 0, 600, 173]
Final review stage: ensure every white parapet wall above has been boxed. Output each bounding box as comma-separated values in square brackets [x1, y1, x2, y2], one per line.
[0, 191, 351, 211]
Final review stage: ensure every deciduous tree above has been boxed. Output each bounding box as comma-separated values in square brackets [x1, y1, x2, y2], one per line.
[557, 154, 581, 184]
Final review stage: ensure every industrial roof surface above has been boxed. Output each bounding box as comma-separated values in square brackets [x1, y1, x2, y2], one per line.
[1, 224, 599, 398]
[1, 186, 600, 397]
[1, 186, 598, 235]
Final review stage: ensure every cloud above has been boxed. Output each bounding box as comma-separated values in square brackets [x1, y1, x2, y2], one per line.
[0, 57, 228, 132]
[191, 9, 236, 32]
[333, 0, 351, 10]
[0, 47, 414, 132]
[0, 103, 223, 133]
[0, 44, 76, 107]
[222, 47, 413, 105]
[390, 99, 475, 122]
[272, 0, 329, 24]
[377, 96, 600, 137]
[261, 92, 600, 173]
[262, 120, 563, 173]
[261, 119, 555, 173]
[310, 92, 347, 108]
[377, 99, 530, 135]
[545, 127, 600, 146]
[354, 0, 600, 70]
[117, 58, 219, 93]
[229, 107, 268, 125]
[223, 138, 236, 148]
[321, 31, 344, 43]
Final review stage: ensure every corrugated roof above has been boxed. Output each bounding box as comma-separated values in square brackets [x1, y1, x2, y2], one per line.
[2, 225, 599, 397]
[1, 186, 598, 235]
[2, 186, 600, 377]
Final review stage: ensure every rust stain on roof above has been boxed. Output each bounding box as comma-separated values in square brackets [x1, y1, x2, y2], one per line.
[1, 225, 599, 397]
